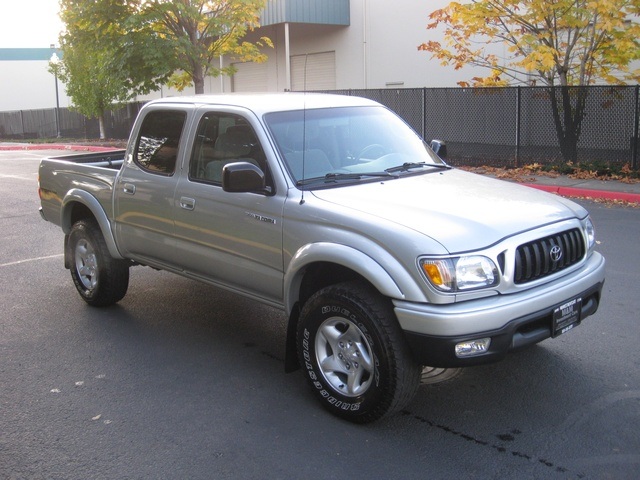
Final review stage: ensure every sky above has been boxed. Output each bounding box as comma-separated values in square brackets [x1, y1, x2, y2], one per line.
[1, 1, 64, 48]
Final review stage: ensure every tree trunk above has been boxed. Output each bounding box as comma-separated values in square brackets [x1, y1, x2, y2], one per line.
[548, 86, 588, 164]
[98, 112, 107, 140]
[193, 63, 205, 95]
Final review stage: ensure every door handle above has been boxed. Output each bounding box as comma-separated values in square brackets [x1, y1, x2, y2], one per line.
[123, 183, 136, 195]
[180, 197, 196, 210]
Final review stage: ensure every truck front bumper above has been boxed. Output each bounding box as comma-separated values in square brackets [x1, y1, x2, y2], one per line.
[394, 252, 605, 368]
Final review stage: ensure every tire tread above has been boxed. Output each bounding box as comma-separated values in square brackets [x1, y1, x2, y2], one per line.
[69, 219, 129, 307]
[298, 281, 420, 423]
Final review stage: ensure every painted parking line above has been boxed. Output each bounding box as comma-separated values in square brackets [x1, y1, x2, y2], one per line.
[0, 173, 37, 181]
[0, 253, 63, 268]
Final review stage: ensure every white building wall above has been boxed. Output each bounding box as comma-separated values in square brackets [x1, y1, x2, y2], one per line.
[362, 0, 468, 88]
[139, 0, 472, 100]
[226, 0, 481, 92]
[1, 60, 71, 111]
[239, 0, 639, 92]
[2, 1, 638, 110]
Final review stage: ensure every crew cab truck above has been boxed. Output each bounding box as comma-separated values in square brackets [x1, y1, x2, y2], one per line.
[38, 93, 605, 423]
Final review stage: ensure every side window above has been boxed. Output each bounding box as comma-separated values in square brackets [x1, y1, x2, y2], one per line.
[134, 110, 186, 175]
[189, 113, 269, 187]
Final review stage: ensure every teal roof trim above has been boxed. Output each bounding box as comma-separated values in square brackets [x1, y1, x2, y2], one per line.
[0, 48, 62, 61]
[261, 0, 350, 26]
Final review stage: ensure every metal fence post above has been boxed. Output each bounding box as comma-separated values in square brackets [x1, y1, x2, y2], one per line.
[515, 86, 521, 168]
[423, 87, 427, 140]
[633, 85, 639, 171]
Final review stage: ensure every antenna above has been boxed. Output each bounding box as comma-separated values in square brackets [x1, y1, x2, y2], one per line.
[300, 54, 309, 205]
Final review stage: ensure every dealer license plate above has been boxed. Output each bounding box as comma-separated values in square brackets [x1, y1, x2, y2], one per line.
[552, 297, 582, 337]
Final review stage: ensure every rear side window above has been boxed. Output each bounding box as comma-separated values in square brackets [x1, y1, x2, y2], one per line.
[134, 110, 186, 175]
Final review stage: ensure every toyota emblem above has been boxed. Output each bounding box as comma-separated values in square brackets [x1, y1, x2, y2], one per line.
[550, 245, 563, 262]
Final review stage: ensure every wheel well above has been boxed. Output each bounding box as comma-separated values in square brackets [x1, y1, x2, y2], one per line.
[63, 203, 98, 269]
[68, 202, 95, 227]
[298, 262, 373, 311]
[285, 262, 378, 373]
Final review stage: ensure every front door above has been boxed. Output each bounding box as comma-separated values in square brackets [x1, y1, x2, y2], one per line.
[172, 109, 285, 305]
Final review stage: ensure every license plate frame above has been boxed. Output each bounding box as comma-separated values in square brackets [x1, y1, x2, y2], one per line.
[552, 297, 582, 337]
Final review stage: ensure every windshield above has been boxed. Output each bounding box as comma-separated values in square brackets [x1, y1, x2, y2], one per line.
[264, 106, 446, 187]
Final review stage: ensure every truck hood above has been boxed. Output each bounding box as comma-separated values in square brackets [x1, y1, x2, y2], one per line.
[311, 169, 587, 253]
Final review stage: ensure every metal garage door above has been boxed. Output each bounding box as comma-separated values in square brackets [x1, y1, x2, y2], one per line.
[232, 61, 268, 92]
[291, 51, 336, 91]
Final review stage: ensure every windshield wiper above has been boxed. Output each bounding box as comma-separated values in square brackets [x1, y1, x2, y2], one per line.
[325, 171, 398, 180]
[385, 162, 452, 173]
[296, 171, 398, 187]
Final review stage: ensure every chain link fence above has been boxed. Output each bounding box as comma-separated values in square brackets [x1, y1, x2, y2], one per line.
[326, 86, 640, 170]
[1, 87, 638, 169]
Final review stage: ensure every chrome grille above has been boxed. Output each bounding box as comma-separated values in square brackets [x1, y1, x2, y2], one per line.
[514, 228, 585, 284]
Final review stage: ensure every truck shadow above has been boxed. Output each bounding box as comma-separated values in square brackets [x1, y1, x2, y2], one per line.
[70, 268, 618, 478]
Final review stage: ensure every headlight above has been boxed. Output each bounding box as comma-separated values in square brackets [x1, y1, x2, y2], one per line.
[419, 255, 499, 293]
[584, 216, 596, 251]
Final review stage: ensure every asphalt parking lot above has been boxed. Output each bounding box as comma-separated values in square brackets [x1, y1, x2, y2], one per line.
[1, 149, 639, 479]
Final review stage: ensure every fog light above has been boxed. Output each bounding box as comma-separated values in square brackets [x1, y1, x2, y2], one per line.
[455, 338, 491, 357]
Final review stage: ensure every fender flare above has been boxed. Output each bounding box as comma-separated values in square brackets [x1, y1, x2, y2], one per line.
[284, 242, 419, 315]
[61, 188, 124, 260]
[282, 242, 428, 373]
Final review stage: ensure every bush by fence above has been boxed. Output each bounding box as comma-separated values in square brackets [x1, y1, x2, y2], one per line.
[1, 86, 638, 169]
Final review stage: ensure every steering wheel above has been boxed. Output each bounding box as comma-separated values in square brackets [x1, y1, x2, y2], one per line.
[356, 144, 388, 162]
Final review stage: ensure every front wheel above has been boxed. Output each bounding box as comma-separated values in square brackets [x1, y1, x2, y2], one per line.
[297, 281, 421, 423]
[68, 219, 129, 307]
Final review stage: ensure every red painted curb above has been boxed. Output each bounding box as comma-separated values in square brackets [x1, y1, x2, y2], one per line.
[0, 144, 121, 152]
[524, 183, 640, 204]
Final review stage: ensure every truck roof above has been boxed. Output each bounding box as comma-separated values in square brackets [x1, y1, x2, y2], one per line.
[144, 92, 380, 115]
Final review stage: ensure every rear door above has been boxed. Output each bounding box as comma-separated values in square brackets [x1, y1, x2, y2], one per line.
[114, 106, 190, 269]
[172, 107, 286, 305]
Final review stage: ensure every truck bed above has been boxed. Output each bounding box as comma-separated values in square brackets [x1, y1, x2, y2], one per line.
[38, 149, 127, 227]
[45, 149, 127, 169]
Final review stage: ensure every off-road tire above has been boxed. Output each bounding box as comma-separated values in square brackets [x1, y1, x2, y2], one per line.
[297, 281, 421, 423]
[68, 219, 129, 307]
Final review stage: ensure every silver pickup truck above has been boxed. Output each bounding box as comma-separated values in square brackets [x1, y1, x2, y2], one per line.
[38, 93, 605, 423]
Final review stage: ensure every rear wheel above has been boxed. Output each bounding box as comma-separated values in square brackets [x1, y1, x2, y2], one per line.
[68, 219, 129, 306]
[297, 281, 421, 423]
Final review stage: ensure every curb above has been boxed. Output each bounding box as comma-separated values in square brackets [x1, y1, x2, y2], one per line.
[523, 183, 640, 204]
[0, 143, 122, 152]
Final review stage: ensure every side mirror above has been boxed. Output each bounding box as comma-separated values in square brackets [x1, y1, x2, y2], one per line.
[430, 139, 447, 160]
[222, 161, 267, 193]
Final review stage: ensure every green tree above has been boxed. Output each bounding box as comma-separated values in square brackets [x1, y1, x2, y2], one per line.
[134, 0, 272, 94]
[419, 0, 640, 163]
[58, 0, 131, 138]
[57, 1, 271, 138]
[58, 0, 171, 138]
[49, 48, 117, 140]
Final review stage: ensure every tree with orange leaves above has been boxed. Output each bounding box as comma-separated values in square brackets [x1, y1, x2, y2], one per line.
[419, 0, 640, 162]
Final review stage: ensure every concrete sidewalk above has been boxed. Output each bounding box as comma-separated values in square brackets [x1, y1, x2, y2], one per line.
[3, 142, 639, 203]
